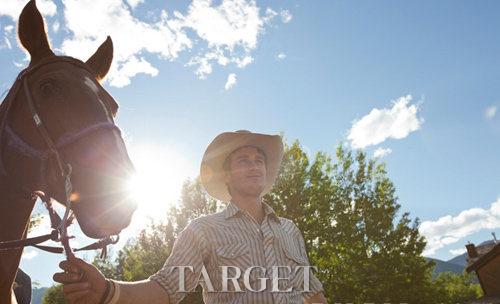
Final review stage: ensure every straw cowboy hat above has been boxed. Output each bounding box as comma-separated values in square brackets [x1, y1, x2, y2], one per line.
[200, 130, 284, 202]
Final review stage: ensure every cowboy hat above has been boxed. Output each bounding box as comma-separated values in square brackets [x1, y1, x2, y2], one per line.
[200, 130, 284, 202]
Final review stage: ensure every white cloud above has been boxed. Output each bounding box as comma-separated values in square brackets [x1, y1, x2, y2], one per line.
[262, 8, 278, 24]
[21, 249, 38, 260]
[13, 61, 25, 68]
[3, 0, 286, 87]
[449, 248, 466, 256]
[182, 0, 270, 78]
[187, 51, 253, 78]
[52, 20, 60, 33]
[1, 37, 12, 49]
[348, 95, 424, 149]
[235, 55, 253, 68]
[419, 198, 500, 256]
[126, 0, 144, 9]
[0, 0, 57, 20]
[12, 52, 30, 68]
[485, 106, 497, 119]
[276, 52, 286, 60]
[55, 0, 281, 86]
[59, 0, 191, 87]
[187, 49, 229, 78]
[224, 73, 237, 90]
[373, 147, 392, 158]
[1, 26, 15, 50]
[4, 25, 14, 34]
[187, 54, 215, 79]
[280, 9, 292, 23]
[108, 55, 159, 88]
[184, 0, 262, 50]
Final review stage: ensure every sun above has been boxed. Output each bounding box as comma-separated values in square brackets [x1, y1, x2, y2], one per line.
[126, 145, 192, 220]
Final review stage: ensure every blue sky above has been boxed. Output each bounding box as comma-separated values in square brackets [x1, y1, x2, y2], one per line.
[1, 0, 499, 287]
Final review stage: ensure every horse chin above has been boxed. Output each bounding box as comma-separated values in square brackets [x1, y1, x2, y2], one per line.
[72, 197, 137, 239]
[76, 214, 132, 239]
[79, 223, 119, 240]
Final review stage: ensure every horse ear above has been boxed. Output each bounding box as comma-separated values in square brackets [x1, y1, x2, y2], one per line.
[18, 0, 54, 64]
[86, 36, 114, 81]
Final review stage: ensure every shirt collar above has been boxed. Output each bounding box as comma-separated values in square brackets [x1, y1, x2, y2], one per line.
[262, 201, 281, 223]
[223, 201, 241, 219]
[223, 201, 281, 224]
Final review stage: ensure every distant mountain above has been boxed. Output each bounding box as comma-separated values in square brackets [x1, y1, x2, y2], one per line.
[447, 239, 497, 268]
[447, 252, 467, 267]
[426, 239, 499, 282]
[427, 258, 464, 276]
[32, 287, 48, 304]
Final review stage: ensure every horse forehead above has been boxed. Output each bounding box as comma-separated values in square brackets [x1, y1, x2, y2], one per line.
[83, 76, 99, 94]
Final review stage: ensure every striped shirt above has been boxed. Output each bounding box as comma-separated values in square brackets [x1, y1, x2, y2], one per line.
[150, 201, 324, 304]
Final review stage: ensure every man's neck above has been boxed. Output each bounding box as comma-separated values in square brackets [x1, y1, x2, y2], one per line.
[231, 196, 265, 225]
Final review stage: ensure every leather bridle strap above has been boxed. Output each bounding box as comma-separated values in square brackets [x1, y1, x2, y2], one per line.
[23, 77, 67, 179]
[23, 73, 73, 258]
[0, 230, 59, 251]
[0, 191, 119, 258]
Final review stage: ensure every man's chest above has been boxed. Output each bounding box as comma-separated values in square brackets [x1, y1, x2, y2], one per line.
[200, 217, 308, 294]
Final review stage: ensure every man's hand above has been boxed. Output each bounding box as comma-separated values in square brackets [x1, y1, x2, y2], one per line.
[304, 292, 328, 304]
[53, 257, 107, 304]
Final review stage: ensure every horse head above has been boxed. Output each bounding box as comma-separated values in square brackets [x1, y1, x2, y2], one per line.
[1, 0, 137, 239]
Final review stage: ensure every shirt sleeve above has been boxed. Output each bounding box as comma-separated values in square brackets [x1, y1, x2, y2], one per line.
[295, 226, 325, 300]
[149, 223, 206, 304]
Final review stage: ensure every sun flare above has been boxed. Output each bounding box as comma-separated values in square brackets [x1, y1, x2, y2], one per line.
[126, 145, 193, 220]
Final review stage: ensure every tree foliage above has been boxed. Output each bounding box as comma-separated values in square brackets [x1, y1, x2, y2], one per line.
[264, 141, 438, 302]
[432, 272, 483, 304]
[42, 284, 66, 304]
[28, 212, 42, 233]
[77, 140, 481, 303]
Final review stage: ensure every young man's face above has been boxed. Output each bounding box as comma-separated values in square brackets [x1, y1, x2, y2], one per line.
[224, 146, 267, 199]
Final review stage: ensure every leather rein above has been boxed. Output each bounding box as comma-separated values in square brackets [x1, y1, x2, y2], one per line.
[0, 56, 121, 259]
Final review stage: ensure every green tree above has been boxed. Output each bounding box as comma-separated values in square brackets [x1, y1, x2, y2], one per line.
[92, 140, 481, 304]
[42, 284, 66, 304]
[28, 213, 42, 233]
[432, 272, 482, 304]
[264, 141, 437, 303]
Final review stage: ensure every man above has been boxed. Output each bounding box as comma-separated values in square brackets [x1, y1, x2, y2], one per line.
[54, 130, 327, 304]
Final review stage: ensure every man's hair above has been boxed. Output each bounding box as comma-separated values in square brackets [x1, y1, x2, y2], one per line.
[222, 145, 267, 172]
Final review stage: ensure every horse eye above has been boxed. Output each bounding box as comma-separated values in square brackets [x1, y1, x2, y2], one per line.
[40, 81, 60, 97]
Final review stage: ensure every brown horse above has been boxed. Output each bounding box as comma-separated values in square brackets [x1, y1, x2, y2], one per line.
[0, 1, 137, 303]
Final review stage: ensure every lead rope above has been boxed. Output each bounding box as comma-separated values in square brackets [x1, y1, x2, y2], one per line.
[0, 164, 118, 258]
[27, 185, 118, 259]
[58, 163, 74, 258]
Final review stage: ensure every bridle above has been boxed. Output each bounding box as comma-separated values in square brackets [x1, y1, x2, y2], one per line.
[0, 56, 123, 258]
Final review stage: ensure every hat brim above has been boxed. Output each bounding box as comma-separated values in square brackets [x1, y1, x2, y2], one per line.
[200, 132, 284, 202]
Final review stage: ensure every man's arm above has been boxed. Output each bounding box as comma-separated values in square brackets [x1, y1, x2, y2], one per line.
[110, 280, 170, 304]
[54, 223, 206, 304]
[54, 258, 170, 304]
[291, 224, 327, 303]
[304, 291, 328, 304]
